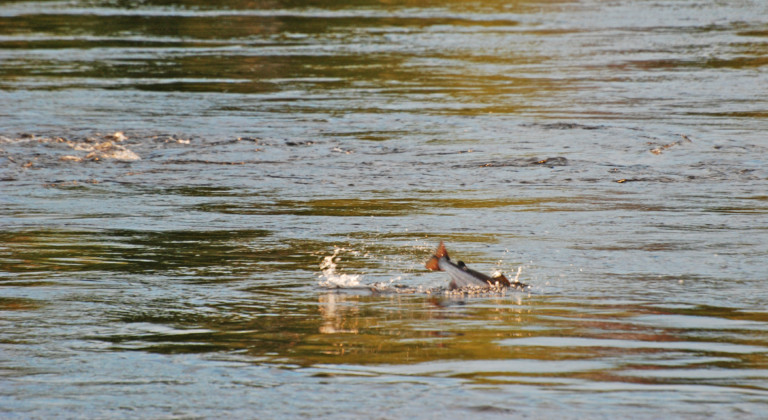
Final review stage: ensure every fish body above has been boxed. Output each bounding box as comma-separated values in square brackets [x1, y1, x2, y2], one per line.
[425, 241, 514, 290]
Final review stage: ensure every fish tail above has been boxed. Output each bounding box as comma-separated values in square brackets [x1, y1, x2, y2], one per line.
[425, 256, 441, 271]
[434, 241, 448, 259]
[425, 241, 449, 271]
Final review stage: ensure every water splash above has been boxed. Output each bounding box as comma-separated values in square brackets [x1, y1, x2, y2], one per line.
[318, 246, 529, 296]
[318, 247, 362, 288]
[510, 266, 524, 285]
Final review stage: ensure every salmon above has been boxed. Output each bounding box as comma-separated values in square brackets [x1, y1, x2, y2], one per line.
[426, 241, 523, 290]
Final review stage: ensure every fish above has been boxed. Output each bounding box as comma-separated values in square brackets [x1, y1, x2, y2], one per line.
[425, 241, 526, 290]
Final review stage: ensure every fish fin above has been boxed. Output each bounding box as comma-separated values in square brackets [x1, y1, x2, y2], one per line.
[434, 241, 449, 260]
[491, 272, 511, 287]
[425, 256, 441, 271]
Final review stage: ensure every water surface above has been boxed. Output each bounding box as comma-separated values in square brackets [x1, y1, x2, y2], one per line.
[1, 0, 768, 418]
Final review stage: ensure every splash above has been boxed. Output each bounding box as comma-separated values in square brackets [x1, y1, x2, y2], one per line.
[317, 246, 528, 296]
[318, 247, 362, 288]
[494, 248, 525, 285]
[503, 265, 523, 285]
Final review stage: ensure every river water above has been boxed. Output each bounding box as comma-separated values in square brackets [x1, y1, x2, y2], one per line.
[1, 0, 767, 418]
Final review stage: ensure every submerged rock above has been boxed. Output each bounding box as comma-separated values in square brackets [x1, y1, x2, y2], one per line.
[82, 141, 140, 162]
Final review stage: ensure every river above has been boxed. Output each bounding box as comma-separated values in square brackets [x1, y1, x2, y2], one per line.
[1, 0, 767, 418]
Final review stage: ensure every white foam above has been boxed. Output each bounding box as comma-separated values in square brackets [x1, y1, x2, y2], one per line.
[317, 247, 362, 288]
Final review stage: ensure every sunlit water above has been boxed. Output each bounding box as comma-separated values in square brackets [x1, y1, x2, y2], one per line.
[1, 0, 767, 418]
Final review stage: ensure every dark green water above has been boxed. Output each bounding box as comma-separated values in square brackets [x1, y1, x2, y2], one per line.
[2, 0, 768, 418]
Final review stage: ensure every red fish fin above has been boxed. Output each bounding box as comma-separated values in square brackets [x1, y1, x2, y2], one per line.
[492, 272, 511, 287]
[434, 241, 449, 259]
[425, 256, 441, 271]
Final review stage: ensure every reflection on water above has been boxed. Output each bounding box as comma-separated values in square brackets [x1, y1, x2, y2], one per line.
[2, 0, 768, 417]
[2, 226, 768, 416]
[319, 293, 359, 334]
